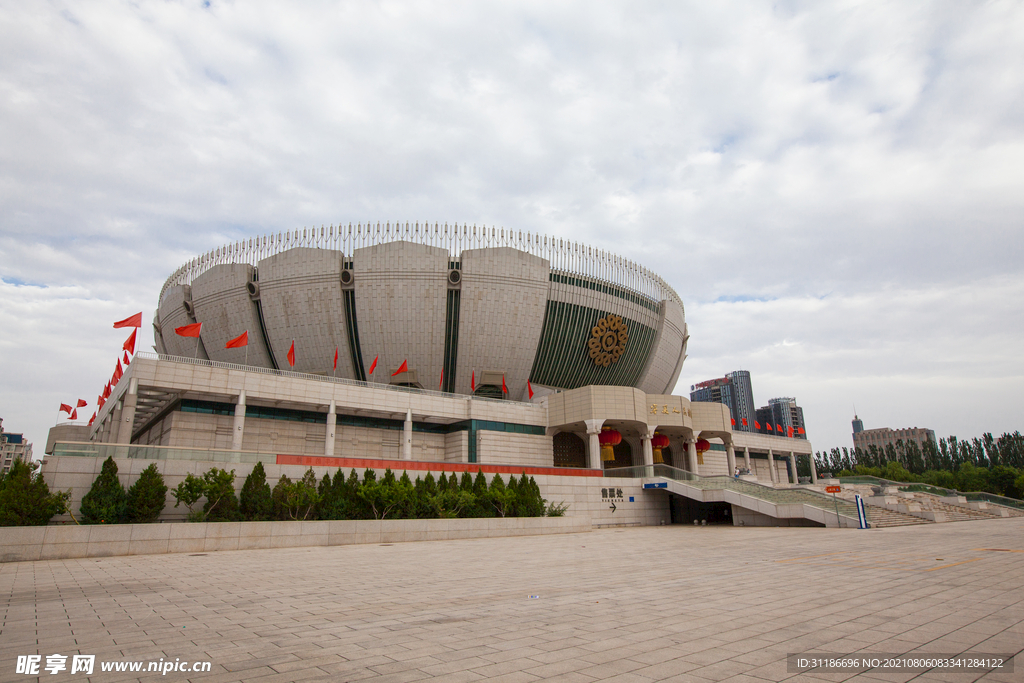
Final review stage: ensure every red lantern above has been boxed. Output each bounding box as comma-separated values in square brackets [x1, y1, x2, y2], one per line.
[651, 432, 669, 464]
[694, 438, 710, 466]
[598, 427, 622, 462]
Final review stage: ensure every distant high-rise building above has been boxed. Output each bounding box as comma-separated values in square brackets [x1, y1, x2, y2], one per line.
[852, 414, 864, 434]
[0, 418, 33, 474]
[752, 397, 807, 439]
[853, 421, 935, 454]
[690, 370, 756, 432]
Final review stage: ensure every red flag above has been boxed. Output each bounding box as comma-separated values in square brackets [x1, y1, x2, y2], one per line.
[113, 312, 142, 329]
[225, 331, 248, 348]
[287, 340, 295, 367]
[776, 424, 782, 433]
[471, 370, 475, 391]
[754, 420, 760, 429]
[88, 412, 96, 426]
[439, 369, 444, 389]
[501, 374, 508, 395]
[116, 358, 124, 376]
[798, 427, 805, 435]
[98, 396, 105, 409]
[766, 423, 773, 431]
[76, 399, 87, 408]
[731, 418, 736, 426]
[175, 322, 202, 337]
[787, 426, 794, 438]
[122, 328, 137, 354]
[528, 380, 534, 399]
[742, 418, 747, 427]
[123, 351, 130, 366]
[59, 403, 72, 414]
[368, 355, 378, 374]
[70, 408, 78, 420]
[391, 359, 409, 376]
[103, 383, 111, 398]
[333, 347, 338, 371]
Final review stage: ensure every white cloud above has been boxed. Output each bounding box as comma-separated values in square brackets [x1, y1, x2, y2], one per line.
[1, 1, 1023, 452]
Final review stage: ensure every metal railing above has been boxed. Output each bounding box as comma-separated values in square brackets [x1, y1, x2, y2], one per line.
[133, 352, 536, 408]
[50, 441, 279, 464]
[608, 464, 865, 522]
[839, 475, 1024, 511]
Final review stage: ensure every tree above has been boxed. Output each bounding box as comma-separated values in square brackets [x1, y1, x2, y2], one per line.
[0, 460, 68, 526]
[488, 473, 514, 517]
[125, 463, 167, 523]
[202, 468, 240, 522]
[271, 475, 291, 520]
[80, 456, 127, 524]
[240, 462, 273, 521]
[172, 473, 207, 521]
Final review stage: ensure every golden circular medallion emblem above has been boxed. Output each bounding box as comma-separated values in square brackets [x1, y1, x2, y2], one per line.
[588, 314, 629, 367]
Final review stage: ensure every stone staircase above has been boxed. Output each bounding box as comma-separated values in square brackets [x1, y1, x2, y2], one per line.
[836, 485, 1019, 525]
[860, 506, 932, 528]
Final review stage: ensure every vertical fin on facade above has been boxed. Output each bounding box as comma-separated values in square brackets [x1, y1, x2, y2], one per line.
[343, 289, 367, 381]
[443, 289, 460, 392]
[251, 274, 279, 370]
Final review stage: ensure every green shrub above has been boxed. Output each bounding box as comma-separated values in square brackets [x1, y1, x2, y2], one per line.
[172, 473, 207, 521]
[271, 475, 291, 520]
[80, 456, 127, 524]
[240, 462, 273, 521]
[0, 460, 68, 526]
[125, 464, 167, 523]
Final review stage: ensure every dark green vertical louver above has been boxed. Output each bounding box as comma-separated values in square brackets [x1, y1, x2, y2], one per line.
[442, 289, 460, 392]
[252, 299, 279, 371]
[343, 289, 366, 381]
[529, 301, 657, 389]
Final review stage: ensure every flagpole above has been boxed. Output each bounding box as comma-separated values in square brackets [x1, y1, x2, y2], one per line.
[194, 335, 200, 359]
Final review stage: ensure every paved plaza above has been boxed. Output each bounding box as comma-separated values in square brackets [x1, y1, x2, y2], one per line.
[2, 519, 1022, 682]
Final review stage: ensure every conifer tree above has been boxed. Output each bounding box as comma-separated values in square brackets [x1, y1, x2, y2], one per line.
[0, 460, 67, 526]
[203, 468, 239, 522]
[81, 456, 127, 524]
[125, 463, 167, 523]
[240, 461, 273, 521]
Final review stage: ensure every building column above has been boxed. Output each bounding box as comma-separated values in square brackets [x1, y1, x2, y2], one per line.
[584, 419, 604, 470]
[789, 452, 798, 484]
[743, 446, 751, 471]
[232, 390, 246, 451]
[767, 448, 777, 484]
[402, 409, 413, 460]
[115, 377, 138, 444]
[726, 442, 736, 475]
[809, 452, 818, 484]
[686, 438, 698, 474]
[642, 426, 655, 468]
[325, 400, 337, 457]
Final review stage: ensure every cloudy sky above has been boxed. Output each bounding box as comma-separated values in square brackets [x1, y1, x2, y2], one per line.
[2, 1, 1022, 453]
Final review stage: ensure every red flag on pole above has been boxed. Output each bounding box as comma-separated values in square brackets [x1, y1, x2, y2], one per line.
[287, 341, 295, 367]
[70, 408, 78, 420]
[123, 351, 130, 366]
[98, 396, 105, 409]
[776, 424, 782, 433]
[766, 423, 773, 431]
[225, 331, 249, 348]
[123, 328, 137, 354]
[175, 322, 202, 337]
[59, 403, 72, 414]
[798, 427, 805, 435]
[528, 380, 534, 399]
[731, 418, 735, 426]
[114, 359, 123, 381]
[333, 347, 338, 371]
[368, 355, 378, 374]
[787, 426, 794, 438]
[103, 383, 111, 399]
[501, 374, 508, 395]
[76, 399, 87, 408]
[742, 418, 748, 426]
[88, 412, 96, 426]
[391, 360, 409, 376]
[439, 369, 444, 389]
[471, 370, 475, 391]
[754, 420, 760, 429]
[113, 312, 142, 329]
